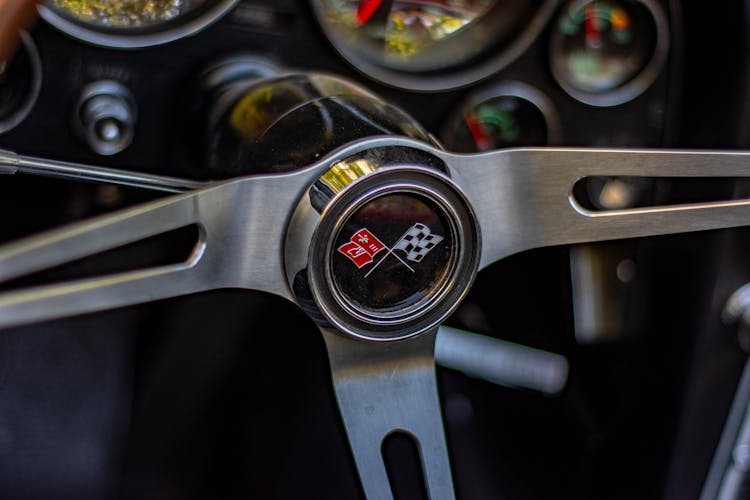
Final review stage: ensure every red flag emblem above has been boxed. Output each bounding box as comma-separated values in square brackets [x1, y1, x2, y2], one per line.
[338, 228, 386, 268]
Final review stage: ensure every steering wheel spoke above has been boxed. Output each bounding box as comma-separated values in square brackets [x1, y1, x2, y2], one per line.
[0, 261, 208, 329]
[446, 148, 750, 268]
[321, 327, 454, 500]
[0, 168, 321, 329]
[9, 126, 750, 499]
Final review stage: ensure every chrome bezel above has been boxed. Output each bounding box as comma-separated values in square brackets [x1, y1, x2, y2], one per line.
[310, 0, 559, 92]
[310, 167, 479, 341]
[38, 0, 239, 49]
[0, 32, 42, 135]
[441, 80, 563, 151]
[287, 161, 480, 342]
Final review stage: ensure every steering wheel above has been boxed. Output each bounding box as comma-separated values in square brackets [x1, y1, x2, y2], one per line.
[2, 11, 750, 499]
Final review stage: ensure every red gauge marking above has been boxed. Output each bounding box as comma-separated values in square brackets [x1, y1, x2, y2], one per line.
[465, 113, 491, 151]
[585, 2, 601, 47]
[357, 0, 383, 25]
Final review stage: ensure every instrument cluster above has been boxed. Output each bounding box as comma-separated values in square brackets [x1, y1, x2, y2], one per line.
[0, 0, 676, 168]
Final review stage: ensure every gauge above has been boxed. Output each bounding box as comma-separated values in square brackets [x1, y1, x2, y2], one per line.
[312, 0, 559, 91]
[0, 32, 41, 135]
[441, 82, 560, 153]
[550, 0, 669, 106]
[39, 0, 239, 48]
[316, 0, 501, 72]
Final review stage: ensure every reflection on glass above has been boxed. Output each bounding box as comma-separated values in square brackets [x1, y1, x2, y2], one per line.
[49, 0, 207, 28]
[551, 0, 657, 93]
[317, 0, 552, 73]
[206, 74, 431, 176]
[325, 0, 497, 58]
[444, 95, 548, 152]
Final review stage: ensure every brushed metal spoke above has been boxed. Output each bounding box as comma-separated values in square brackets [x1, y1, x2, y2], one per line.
[0, 265, 206, 329]
[445, 148, 750, 269]
[0, 168, 320, 329]
[321, 327, 454, 500]
[0, 186, 215, 284]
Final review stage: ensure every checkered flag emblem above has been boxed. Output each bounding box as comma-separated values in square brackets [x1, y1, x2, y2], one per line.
[393, 223, 444, 263]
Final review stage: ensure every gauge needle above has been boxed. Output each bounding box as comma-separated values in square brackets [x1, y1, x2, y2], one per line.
[0, 0, 38, 63]
[357, 0, 383, 25]
[585, 2, 601, 48]
[465, 113, 491, 151]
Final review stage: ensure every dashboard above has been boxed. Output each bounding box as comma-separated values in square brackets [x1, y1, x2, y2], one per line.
[1, 1, 749, 499]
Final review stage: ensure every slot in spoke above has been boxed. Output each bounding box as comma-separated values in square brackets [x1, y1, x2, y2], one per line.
[446, 148, 750, 268]
[321, 327, 455, 500]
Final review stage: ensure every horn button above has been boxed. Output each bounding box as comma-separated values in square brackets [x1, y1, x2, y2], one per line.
[288, 154, 481, 342]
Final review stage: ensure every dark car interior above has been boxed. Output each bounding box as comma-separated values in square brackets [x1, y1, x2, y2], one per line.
[2, 0, 750, 498]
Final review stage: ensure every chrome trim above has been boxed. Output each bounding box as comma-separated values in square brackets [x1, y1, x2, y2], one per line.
[441, 80, 563, 149]
[289, 158, 480, 342]
[310, 0, 561, 92]
[0, 32, 41, 135]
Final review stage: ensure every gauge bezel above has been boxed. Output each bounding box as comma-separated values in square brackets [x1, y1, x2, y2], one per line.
[549, 0, 670, 107]
[310, 0, 559, 92]
[0, 32, 42, 135]
[38, 0, 239, 49]
[440, 81, 562, 151]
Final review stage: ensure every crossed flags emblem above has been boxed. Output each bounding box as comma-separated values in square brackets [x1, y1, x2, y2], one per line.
[337, 228, 387, 269]
[391, 223, 445, 263]
[337, 223, 444, 275]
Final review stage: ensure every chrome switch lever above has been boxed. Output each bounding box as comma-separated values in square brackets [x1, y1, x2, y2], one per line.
[435, 326, 568, 395]
[0, 147, 207, 192]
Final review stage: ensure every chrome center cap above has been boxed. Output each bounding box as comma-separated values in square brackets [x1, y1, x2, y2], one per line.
[286, 147, 480, 341]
